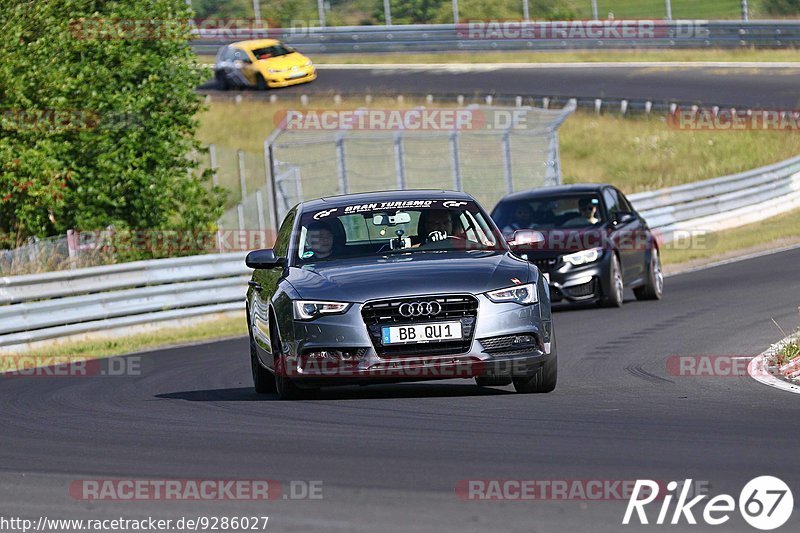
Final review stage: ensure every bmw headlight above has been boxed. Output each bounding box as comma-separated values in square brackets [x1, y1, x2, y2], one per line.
[485, 283, 538, 305]
[563, 247, 603, 266]
[293, 301, 351, 320]
[304, 60, 313, 66]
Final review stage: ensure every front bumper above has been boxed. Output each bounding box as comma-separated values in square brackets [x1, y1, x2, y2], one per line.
[535, 252, 612, 304]
[265, 66, 316, 88]
[278, 294, 554, 384]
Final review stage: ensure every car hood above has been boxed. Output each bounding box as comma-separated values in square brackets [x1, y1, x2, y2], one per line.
[284, 251, 531, 303]
[257, 52, 308, 70]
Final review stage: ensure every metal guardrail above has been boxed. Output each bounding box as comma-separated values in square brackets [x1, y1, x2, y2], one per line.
[0, 253, 248, 350]
[192, 21, 800, 55]
[630, 155, 800, 240]
[2, 154, 799, 351]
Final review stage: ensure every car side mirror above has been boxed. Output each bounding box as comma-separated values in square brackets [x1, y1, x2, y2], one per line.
[613, 211, 636, 225]
[245, 249, 286, 269]
[507, 229, 546, 248]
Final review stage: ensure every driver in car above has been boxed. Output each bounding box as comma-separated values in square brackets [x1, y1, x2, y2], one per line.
[305, 222, 336, 259]
[410, 209, 455, 247]
[579, 198, 601, 224]
[501, 203, 533, 239]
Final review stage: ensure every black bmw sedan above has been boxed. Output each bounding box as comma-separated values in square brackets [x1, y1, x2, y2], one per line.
[245, 190, 556, 399]
[492, 184, 663, 308]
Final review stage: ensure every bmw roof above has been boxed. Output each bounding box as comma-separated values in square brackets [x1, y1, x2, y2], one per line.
[497, 184, 612, 203]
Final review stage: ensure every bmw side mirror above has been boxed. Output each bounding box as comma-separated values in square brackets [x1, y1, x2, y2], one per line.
[245, 249, 286, 269]
[614, 212, 636, 225]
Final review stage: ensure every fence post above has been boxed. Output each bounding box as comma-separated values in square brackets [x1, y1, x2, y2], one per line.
[66, 229, 77, 269]
[450, 131, 462, 191]
[336, 135, 349, 194]
[545, 130, 562, 187]
[591, 0, 598, 19]
[522, 0, 530, 21]
[384, 0, 392, 25]
[394, 132, 406, 190]
[665, 0, 672, 21]
[741, 0, 748, 21]
[238, 149, 247, 201]
[255, 190, 266, 247]
[452, 0, 459, 24]
[209, 143, 219, 188]
[502, 131, 513, 194]
[237, 204, 245, 234]
[264, 140, 280, 233]
[317, 0, 326, 27]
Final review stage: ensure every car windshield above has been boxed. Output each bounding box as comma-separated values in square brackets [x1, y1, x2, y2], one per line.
[251, 44, 294, 60]
[493, 194, 605, 237]
[297, 200, 502, 263]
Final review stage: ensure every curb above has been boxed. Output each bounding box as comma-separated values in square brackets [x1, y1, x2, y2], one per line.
[747, 334, 800, 395]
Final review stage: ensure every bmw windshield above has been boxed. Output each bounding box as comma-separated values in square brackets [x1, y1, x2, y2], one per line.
[297, 199, 503, 263]
[493, 194, 605, 239]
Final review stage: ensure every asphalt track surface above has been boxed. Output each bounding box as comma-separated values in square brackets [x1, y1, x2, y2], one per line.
[200, 65, 800, 108]
[2, 247, 799, 532]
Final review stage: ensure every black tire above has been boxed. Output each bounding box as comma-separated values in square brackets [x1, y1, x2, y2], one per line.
[215, 71, 230, 91]
[600, 253, 624, 308]
[512, 333, 557, 394]
[634, 248, 664, 301]
[251, 333, 276, 394]
[255, 74, 268, 91]
[475, 376, 512, 387]
[271, 320, 308, 400]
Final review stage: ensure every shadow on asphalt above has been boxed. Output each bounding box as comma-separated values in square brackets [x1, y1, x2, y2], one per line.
[156, 382, 513, 402]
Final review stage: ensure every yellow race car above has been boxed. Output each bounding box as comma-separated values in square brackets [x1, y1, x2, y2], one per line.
[213, 39, 316, 90]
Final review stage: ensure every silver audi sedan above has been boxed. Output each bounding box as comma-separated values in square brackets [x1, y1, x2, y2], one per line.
[245, 190, 557, 399]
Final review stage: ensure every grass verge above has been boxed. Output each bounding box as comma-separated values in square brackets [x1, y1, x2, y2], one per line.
[661, 206, 800, 269]
[776, 336, 800, 365]
[2, 314, 246, 364]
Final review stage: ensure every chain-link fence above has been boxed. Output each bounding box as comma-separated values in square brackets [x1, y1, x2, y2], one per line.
[237, 104, 575, 229]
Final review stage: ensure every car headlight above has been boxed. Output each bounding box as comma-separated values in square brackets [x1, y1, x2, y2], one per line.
[485, 283, 538, 305]
[268, 68, 284, 74]
[563, 247, 603, 266]
[293, 301, 351, 320]
[305, 60, 313, 66]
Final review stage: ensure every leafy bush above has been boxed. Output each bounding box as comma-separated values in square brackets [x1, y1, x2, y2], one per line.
[0, 0, 225, 255]
[762, 0, 800, 15]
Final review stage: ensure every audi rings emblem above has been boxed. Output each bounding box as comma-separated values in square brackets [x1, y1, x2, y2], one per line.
[398, 301, 442, 317]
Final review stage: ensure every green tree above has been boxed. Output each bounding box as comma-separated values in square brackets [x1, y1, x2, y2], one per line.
[0, 0, 225, 252]
[192, 0, 252, 19]
[762, 0, 800, 15]
[375, 0, 445, 24]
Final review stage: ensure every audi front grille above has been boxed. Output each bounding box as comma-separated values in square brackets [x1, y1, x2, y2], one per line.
[361, 295, 478, 357]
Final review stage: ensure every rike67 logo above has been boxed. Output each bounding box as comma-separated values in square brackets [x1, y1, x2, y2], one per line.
[623, 477, 794, 530]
